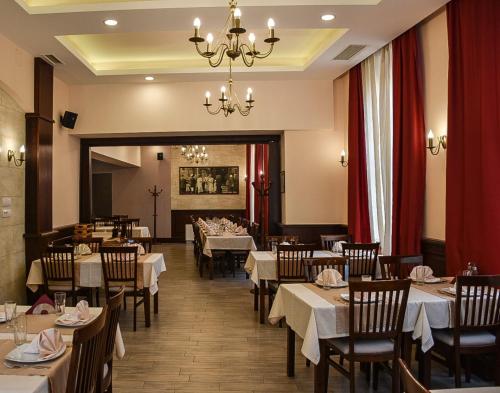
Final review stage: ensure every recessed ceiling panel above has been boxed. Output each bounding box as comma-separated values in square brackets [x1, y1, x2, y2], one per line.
[57, 28, 347, 75]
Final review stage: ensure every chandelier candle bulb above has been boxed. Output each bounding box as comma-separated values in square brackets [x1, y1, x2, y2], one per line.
[205, 91, 211, 105]
[193, 18, 201, 37]
[20, 145, 26, 161]
[233, 8, 242, 29]
[427, 129, 434, 149]
[268, 18, 275, 38]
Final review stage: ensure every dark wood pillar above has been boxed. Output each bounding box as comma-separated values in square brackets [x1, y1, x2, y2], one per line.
[24, 58, 55, 284]
[268, 139, 282, 235]
[79, 141, 92, 223]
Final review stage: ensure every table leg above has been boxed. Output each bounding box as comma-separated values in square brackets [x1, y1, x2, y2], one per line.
[314, 339, 328, 393]
[259, 279, 266, 324]
[144, 290, 151, 328]
[209, 258, 214, 280]
[154, 292, 159, 314]
[287, 325, 295, 377]
[253, 284, 259, 311]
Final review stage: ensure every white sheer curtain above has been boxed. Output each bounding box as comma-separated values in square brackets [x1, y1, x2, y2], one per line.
[361, 44, 393, 254]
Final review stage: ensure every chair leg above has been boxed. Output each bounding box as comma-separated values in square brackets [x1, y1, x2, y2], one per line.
[392, 356, 400, 393]
[373, 362, 379, 390]
[144, 291, 151, 328]
[349, 359, 356, 393]
[454, 350, 461, 388]
[95, 288, 100, 307]
[306, 359, 311, 368]
[465, 356, 471, 383]
[133, 294, 137, 332]
[253, 284, 259, 311]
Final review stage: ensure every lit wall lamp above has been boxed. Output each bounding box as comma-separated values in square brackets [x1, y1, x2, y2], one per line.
[8, 145, 26, 166]
[339, 149, 348, 167]
[426, 130, 447, 155]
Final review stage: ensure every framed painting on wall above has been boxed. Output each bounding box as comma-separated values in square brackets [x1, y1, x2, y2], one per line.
[179, 166, 239, 195]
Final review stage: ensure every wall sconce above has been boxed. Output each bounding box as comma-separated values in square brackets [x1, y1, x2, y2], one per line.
[426, 130, 447, 156]
[8, 145, 26, 166]
[339, 150, 348, 167]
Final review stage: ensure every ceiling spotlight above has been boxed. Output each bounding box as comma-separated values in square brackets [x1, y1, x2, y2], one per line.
[145, 76, 155, 81]
[321, 14, 335, 21]
[104, 19, 118, 26]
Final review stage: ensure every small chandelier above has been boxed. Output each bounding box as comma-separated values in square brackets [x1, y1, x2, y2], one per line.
[189, 0, 279, 68]
[181, 145, 208, 164]
[203, 62, 254, 117]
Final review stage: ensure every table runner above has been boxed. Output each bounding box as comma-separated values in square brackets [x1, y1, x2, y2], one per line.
[0, 340, 71, 393]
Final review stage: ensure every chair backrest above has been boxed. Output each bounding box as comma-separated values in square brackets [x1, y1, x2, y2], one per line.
[73, 237, 103, 254]
[348, 279, 411, 342]
[103, 288, 124, 364]
[276, 244, 315, 282]
[320, 234, 352, 251]
[100, 246, 138, 298]
[379, 255, 423, 280]
[455, 275, 500, 333]
[41, 246, 75, 290]
[192, 222, 203, 251]
[398, 359, 430, 393]
[130, 237, 153, 253]
[265, 235, 300, 251]
[342, 242, 380, 278]
[303, 257, 348, 282]
[66, 306, 107, 393]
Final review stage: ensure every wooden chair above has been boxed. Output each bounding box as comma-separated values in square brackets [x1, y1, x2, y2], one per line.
[320, 234, 352, 251]
[92, 217, 116, 231]
[398, 359, 429, 393]
[303, 257, 348, 282]
[379, 255, 423, 280]
[119, 219, 134, 238]
[426, 275, 500, 388]
[342, 242, 380, 279]
[268, 244, 315, 312]
[265, 235, 300, 251]
[322, 279, 411, 393]
[100, 246, 149, 331]
[130, 237, 153, 253]
[41, 245, 89, 306]
[66, 305, 107, 393]
[98, 288, 124, 393]
[73, 237, 103, 254]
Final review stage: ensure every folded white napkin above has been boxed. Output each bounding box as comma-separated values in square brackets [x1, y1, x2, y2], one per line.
[317, 269, 343, 286]
[235, 226, 248, 235]
[280, 241, 290, 246]
[59, 300, 91, 324]
[24, 328, 65, 359]
[76, 243, 92, 255]
[410, 265, 434, 281]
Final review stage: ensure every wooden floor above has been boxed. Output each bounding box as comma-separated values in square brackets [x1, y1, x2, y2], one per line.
[112, 243, 491, 393]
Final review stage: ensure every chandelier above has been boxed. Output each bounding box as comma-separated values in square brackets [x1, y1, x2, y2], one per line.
[189, 0, 280, 68]
[181, 145, 208, 164]
[203, 61, 254, 117]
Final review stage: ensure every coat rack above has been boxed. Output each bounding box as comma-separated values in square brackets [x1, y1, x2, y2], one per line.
[251, 172, 271, 246]
[148, 185, 163, 242]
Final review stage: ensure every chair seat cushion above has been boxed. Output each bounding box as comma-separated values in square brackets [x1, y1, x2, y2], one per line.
[327, 337, 394, 355]
[48, 284, 80, 291]
[109, 286, 136, 293]
[432, 329, 497, 347]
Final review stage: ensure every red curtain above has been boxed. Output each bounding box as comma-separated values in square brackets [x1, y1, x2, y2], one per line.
[245, 144, 251, 219]
[391, 28, 426, 255]
[347, 65, 371, 243]
[446, 0, 500, 274]
[253, 144, 269, 235]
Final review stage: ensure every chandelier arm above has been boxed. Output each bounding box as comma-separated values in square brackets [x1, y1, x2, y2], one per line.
[254, 43, 275, 59]
[194, 42, 213, 58]
[206, 105, 223, 115]
[235, 103, 251, 116]
[239, 44, 256, 67]
[208, 44, 229, 67]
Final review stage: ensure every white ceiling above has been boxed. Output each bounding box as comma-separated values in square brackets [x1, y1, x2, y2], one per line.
[0, 0, 449, 84]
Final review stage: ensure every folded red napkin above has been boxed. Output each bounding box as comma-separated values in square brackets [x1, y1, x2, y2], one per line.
[26, 295, 56, 315]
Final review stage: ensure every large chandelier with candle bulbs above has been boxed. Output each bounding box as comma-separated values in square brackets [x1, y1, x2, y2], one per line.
[181, 145, 208, 164]
[203, 61, 254, 117]
[189, 0, 279, 68]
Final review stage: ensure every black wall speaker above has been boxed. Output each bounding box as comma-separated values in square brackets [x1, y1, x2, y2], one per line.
[60, 111, 78, 129]
[157, 152, 164, 161]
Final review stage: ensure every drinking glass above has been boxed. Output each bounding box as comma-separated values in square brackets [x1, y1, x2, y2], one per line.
[54, 292, 66, 315]
[13, 314, 27, 346]
[271, 242, 277, 254]
[4, 301, 16, 328]
[416, 267, 425, 285]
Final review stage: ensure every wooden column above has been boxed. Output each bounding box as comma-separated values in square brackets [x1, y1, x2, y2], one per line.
[268, 139, 281, 235]
[24, 58, 55, 280]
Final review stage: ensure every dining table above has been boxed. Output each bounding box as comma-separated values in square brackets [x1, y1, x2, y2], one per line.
[244, 250, 339, 324]
[92, 225, 151, 239]
[26, 252, 166, 326]
[268, 279, 458, 393]
[0, 305, 125, 393]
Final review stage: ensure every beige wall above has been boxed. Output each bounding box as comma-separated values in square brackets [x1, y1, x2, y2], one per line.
[283, 129, 347, 224]
[53, 77, 81, 228]
[67, 80, 333, 135]
[93, 146, 172, 238]
[91, 146, 141, 167]
[0, 86, 26, 303]
[420, 9, 448, 240]
[170, 145, 246, 210]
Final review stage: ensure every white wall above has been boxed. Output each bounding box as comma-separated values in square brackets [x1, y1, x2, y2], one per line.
[91, 146, 142, 167]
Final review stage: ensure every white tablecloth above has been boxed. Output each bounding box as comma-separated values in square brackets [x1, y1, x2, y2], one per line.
[244, 250, 337, 285]
[268, 284, 452, 365]
[201, 231, 257, 257]
[26, 253, 166, 295]
[92, 226, 151, 239]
